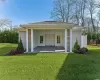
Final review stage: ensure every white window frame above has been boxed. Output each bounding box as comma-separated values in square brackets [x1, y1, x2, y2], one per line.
[40, 36, 43, 44]
[57, 35, 60, 44]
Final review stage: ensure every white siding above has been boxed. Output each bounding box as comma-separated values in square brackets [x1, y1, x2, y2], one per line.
[19, 31, 26, 49]
[33, 30, 64, 47]
[81, 35, 87, 48]
[19, 29, 83, 51]
[72, 29, 82, 47]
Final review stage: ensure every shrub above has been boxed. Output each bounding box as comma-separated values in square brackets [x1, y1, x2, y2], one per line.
[72, 39, 80, 53]
[0, 30, 18, 43]
[17, 38, 24, 51]
[79, 47, 88, 54]
[8, 49, 24, 55]
[7, 38, 24, 55]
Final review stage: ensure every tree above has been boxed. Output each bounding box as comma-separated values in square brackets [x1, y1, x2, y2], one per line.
[51, 0, 65, 22]
[80, 0, 87, 27]
[51, 0, 99, 31]
[17, 38, 24, 51]
[87, 0, 96, 31]
[73, 0, 81, 25]
[51, 0, 75, 23]
[0, 19, 12, 30]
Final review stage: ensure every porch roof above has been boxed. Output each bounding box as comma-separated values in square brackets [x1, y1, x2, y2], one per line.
[20, 21, 82, 28]
[17, 21, 84, 31]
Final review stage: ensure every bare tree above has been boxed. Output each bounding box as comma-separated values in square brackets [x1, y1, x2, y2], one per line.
[51, 0, 99, 31]
[51, 0, 74, 23]
[80, 0, 87, 27]
[51, 0, 65, 22]
[71, 0, 81, 25]
[64, 0, 75, 23]
[0, 19, 12, 30]
[87, 0, 96, 31]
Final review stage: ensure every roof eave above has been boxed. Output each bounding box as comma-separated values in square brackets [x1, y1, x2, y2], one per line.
[20, 24, 74, 28]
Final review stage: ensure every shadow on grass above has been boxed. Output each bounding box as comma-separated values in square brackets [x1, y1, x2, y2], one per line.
[56, 49, 100, 80]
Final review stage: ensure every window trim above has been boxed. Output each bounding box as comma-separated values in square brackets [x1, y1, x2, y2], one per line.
[40, 36, 43, 44]
[57, 35, 60, 44]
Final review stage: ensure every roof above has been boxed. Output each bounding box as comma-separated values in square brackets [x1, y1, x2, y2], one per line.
[20, 21, 78, 26]
[18, 21, 84, 30]
[28, 21, 76, 25]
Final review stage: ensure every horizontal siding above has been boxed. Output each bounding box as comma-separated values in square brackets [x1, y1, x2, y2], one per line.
[72, 29, 82, 47]
[19, 31, 26, 49]
[34, 30, 65, 47]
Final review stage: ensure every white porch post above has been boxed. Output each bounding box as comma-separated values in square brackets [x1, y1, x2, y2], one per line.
[70, 29, 72, 52]
[26, 29, 28, 52]
[31, 29, 34, 52]
[65, 29, 67, 52]
[18, 31, 20, 42]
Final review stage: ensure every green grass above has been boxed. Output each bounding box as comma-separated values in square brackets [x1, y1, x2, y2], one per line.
[0, 43, 17, 56]
[0, 43, 100, 80]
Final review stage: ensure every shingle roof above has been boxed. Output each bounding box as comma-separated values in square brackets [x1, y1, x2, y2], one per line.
[20, 21, 84, 29]
[23, 21, 77, 25]
[17, 21, 84, 30]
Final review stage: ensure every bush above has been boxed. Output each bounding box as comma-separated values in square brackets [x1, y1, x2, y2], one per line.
[7, 38, 24, 55]
[87, 32, 100, 44]
[17, 38, 24, 51]
[79, 47, 88, 54]
[0, 30, 18, 43]
[8, 49, 24, 55]
[72, 39, 80, 53]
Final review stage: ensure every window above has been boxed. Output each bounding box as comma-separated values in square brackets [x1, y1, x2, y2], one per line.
[40, 36, 43, 43]
[57, 36, 60, 43]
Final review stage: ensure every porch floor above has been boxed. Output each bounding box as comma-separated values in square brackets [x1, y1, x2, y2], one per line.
[34, 46, 65, 52]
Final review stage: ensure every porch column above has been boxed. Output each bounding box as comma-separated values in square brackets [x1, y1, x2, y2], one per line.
[31, 29, 34, 52]
[70, 29, 72, 52]
[18, 31, 20, 42]
[26, 29, 28, 52]
[65, 29, 67, 52]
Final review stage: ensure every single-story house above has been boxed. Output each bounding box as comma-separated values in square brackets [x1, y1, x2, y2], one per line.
[17, 21, 87, 53]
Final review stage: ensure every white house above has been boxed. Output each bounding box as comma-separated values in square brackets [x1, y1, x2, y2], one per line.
[17, 21, 87, 53]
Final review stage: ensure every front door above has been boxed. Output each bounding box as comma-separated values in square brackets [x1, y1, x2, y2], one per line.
[45, 34, 55, 46]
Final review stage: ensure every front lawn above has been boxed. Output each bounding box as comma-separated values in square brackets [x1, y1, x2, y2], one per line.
[0, 43, 100, 80]
[0, 43, 17, 56]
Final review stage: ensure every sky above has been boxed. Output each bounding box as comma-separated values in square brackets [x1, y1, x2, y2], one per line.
[0, 0, 53, 25]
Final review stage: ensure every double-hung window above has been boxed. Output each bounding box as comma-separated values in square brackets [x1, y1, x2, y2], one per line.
[57, 36, 60, 43]
[40, 36, 43, 44]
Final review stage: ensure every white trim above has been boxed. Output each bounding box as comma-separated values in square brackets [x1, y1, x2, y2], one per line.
[70, 29, 72, 52]
[18, 31, 20, 42]
[45, 34, 55, 46]
[26, 29, 28, 52]
[81, 35, 87, 48]
[65, 29, 67, 52]
[31, 29, 34, 52]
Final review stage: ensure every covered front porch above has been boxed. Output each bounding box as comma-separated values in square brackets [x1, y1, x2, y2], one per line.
[25, 29, 72, 53]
